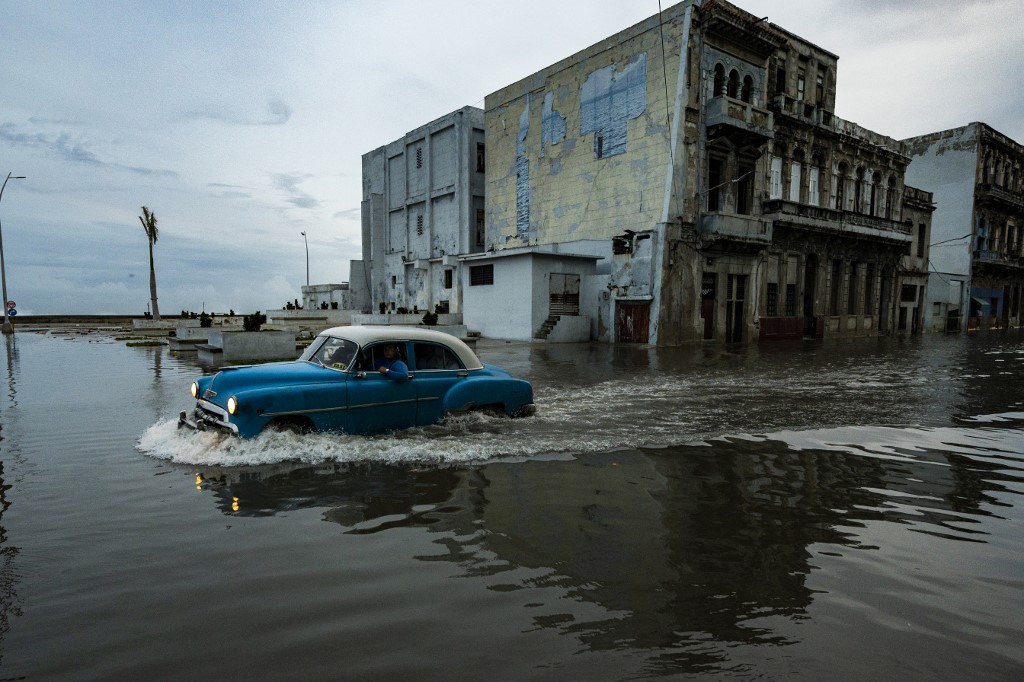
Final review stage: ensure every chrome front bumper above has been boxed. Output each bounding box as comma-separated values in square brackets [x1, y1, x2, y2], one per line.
[178, 401, 239, 435]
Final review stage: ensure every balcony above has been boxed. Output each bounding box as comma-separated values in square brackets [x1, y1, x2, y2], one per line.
[976, 183, 1024, 211]
[973, 250, 1024, 270]
[762, 199, 912, 244]
[704, 96, 773, 147]
[700, 213, 772, 245]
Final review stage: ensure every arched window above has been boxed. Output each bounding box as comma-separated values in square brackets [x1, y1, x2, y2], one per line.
[885, 176, 896, 219]
[770, 143, 786, 200]
[854, 167, 866, 213]
[835, 162, 848, 210]
[727, 69, 740, 98]
[714, 64, 725, 97]
[870, 171, 882, 216]
[789, 149, 804, 203]
[741, 75, 753, 104]
[809, 154, 823, 206]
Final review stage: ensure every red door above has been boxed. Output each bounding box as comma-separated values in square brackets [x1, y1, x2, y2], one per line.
[616, 302, 650, 343]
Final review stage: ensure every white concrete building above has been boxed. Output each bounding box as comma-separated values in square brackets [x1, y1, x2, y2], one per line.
[904, 123, 1024, 332]
[355, 106, 486, 318]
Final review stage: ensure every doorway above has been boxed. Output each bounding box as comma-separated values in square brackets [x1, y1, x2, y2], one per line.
[726, 274, 746, 343]
[803, 254, 817, 336]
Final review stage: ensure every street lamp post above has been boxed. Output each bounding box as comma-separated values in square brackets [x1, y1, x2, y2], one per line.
[0, 173, 26, 335]
[301, 231, 309, 286]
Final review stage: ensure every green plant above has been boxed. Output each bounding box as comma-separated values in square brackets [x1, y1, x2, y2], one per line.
[243, 311, 266, 332]
[422, 311, 438, 326]
[199, 312, 212, 328]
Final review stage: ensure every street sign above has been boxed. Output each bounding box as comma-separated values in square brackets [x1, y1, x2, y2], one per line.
[5, 300, 14, 309]
[7, 309, 16, 317]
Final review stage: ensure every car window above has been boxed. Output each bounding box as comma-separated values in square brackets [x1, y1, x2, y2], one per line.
[310, 337, 357, 370]
[356, 342, 408, 371]
[413, 342, 463, 371]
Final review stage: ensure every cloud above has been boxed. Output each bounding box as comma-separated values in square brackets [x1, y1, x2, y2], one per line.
[272, 173, 319, 209]
[185, 97, 293, 126]
[332, 207, 361, 221]
[0, 122, 178, 178]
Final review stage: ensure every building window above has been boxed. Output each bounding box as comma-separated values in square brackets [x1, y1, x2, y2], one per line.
[714, 64, 725, 96]
[785, 283, 797, 316]
[741, 75, 753, 104]
[766, 283, 779, 317]
[415, 147, 423, 169]
[470, 264, 494, 286]
[865, 264, 875, 313]
[789, 152, 803, 203]
[917, 223, 926, 258]
[770, 157, 783, 199]
[475, 209, 485, 247]
[737, 164, 753, 215]
[901, 285, 918, 303]
[444, 269, 453, 289]
[727, 69, 739, 98]
[596, 134, 604, 159]
[391, 275, 396, 289]
[797, 72, 806, 101]
[835, 163, 848, 210]
[848, 262, 859, 315]
[476, 143, 485, 173]
[707, 157, 723, 211]
[808, 166, 820, 206]
[830, 259, 842, 315]
[775, 67, 787, 96]
[416, 215, 424, 236]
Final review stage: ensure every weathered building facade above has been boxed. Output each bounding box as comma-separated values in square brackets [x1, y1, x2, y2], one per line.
[356, 107, 486, 316]
[480, 0, 929, 344]
[904, 123, 1024, 332]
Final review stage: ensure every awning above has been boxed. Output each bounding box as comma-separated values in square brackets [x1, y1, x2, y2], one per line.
[971, 297, 990, 307]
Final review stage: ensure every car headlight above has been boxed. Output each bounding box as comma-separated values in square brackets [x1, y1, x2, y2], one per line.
[227, 396, 238, 415]
[191, 382, 199, 399]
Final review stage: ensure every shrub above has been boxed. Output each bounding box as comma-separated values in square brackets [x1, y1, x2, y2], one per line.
[422, 311, 438, 326]
[243, 311, 266, 332]
[199, 312, 212, 328]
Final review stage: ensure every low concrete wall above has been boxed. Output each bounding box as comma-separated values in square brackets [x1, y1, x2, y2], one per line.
[202, 330, 298, 362]
[547, 316, 591, 342]
[351, 313, 463, 326]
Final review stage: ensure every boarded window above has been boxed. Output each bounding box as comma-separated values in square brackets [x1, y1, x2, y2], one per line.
[470, 264, 493, 286]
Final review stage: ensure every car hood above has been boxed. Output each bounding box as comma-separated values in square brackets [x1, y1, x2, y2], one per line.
[207, 361, 341, 397]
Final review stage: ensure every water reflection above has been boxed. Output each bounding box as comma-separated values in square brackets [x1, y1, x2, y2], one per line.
[187, 417, 1023, 674]
[0, 461, 20, 666]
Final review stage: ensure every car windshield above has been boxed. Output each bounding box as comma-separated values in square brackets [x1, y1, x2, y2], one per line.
[303, 336, 358, 371]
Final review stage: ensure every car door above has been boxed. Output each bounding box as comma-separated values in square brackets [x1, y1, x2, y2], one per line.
[411, 341, 468, 424]
[347, 342, 418, 434]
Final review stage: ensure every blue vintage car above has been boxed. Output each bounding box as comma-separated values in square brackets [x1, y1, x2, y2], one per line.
[179, 325, 535, 437]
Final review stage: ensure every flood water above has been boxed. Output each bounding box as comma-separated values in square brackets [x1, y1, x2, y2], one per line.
[1, 328, 1022, 679]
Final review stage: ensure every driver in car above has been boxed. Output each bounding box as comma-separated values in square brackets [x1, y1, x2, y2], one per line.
[374, 343, 409, 382]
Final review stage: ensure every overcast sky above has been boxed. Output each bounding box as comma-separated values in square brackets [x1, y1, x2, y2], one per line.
[2, 0, 1021, 316]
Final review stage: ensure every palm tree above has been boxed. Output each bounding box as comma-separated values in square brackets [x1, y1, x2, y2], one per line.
[139, 206, 160, 320]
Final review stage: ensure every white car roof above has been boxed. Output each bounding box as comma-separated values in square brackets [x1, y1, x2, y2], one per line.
[320, 325, 484, 370]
